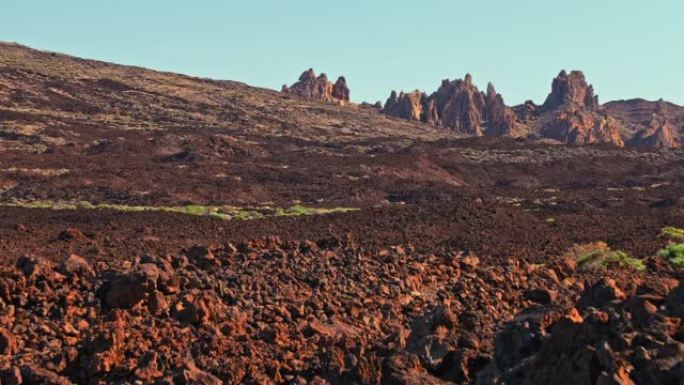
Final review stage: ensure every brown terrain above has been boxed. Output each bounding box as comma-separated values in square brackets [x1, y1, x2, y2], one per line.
[0, 42, 683, 385]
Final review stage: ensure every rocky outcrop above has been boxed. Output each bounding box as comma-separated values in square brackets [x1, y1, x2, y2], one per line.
[432, 75, 487, 135]
[383, 90, 426, 122]
[282, 68, 349, 105]
[538, 70, 624, 146]
[543, 70, 600, 110]
[332, 76, 350, 102]
[630, 120, 681, 149]
[380, 69, 684, 147]
[627, 100, 682, 149]
[383, 75, 519, 136]
[541, 108, 625, 146]
[484, 83, 519, 136]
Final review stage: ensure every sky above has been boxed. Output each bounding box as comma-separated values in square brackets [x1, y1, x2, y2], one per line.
[1, 0, 683, 105]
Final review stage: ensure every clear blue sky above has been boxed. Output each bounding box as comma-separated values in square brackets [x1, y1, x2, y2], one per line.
[2, 0, 683, 105]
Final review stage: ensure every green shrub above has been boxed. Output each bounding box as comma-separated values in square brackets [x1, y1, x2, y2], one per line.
[568, 242, 645, 272]
[183, 205, 210, 216]
[662, 227, 684, 240]
[658, 243, 684, 267]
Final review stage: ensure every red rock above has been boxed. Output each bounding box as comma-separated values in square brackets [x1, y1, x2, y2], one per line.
[184, 245, 220, 269]
[539, 70, 624, 146]
[100, 270, 153, 309]
[541, 107, 624, 146]
[382, 90, 425, 122]
[15, 255, 49, 277]
[20, 366, 74, 385]
[423, 97, 440, 126]
[383, 75, 519, 136]
[0, 327, 16, 355]
[525, 288, 558, 304]
[148, 290, 169, 316]
[628, 101, 681, 148]
[332, 76, 350, 103]
[58, 227, 84, 241]
[81, 318, 126, 376]
[543, 70, 599, 110]
[283, 69, 350, 105]
[1, 367, 23, 385]
[432, 75, 486, 135]
[565, 308, 584, 323]
[140, 255, 180, 294]
[175, 361, 223, 385]
[580, 278, 626, 308]
[484, 83, 519, 136]
[382, 353, 452, 385]
[605, 98, 684, 148]
[60, 254, 94, 277]
[173, 291, 225, 326]
[134, 351, 164, 382]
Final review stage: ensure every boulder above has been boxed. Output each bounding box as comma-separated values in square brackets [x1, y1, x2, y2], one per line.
[60, 254, 94, 277]
[1, 366, 23, 385]
[173, 290, 225, 326]
[0, 327, 16, 355]
[99, 270, 154, 309]
[175, 360, 223, 385]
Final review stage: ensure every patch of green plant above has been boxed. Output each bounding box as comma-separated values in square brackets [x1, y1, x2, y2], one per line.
[662, 227, 684, 240]
[275, 204, 358, 217]
[568, 242, 646, 272]
[657, 243, 684, 267]
[1, 200, 357, 222]
[183, 205, 211, 216]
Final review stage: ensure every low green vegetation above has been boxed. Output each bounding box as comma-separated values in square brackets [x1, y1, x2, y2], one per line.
[1, 200, 358, 221]
[661, 227, 684, 240]
[655, 227, 684, 268]
[567, 242, 646, 272]
[658, 244, 684, 267]
[274, 204, 356, 217]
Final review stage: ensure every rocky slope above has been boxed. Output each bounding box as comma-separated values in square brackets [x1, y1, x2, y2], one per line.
[2, 237, 682, 385]
[0, 42, 449, 152]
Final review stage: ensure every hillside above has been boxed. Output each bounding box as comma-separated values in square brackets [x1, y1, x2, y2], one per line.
[0, 42, 463, 207]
